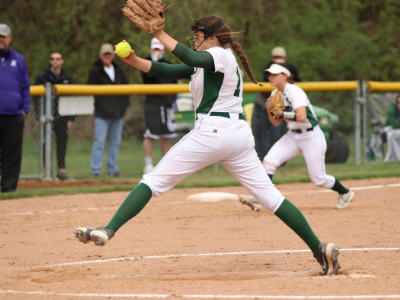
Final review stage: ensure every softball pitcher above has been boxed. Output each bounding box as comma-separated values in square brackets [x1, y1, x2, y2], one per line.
[75, 15, 341, 275]
[263, 63, 355, 209]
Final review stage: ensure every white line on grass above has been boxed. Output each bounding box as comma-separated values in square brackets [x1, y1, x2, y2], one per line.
[34, 247, 400, 269]
[1, 290, 400, 299]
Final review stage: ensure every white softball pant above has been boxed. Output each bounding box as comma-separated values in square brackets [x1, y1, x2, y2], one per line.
[142, 114, 285, 213]
[263, 126, 336, 189]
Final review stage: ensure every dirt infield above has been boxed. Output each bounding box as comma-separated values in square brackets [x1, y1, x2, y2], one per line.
[1, 177, 400, 299]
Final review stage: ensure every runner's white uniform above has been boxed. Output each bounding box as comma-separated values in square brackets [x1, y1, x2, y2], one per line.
[263, 83, 336, 189]
[142, 47, 285, 212]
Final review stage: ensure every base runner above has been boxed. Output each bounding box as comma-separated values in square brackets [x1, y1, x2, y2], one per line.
[75, 14, 341, 276]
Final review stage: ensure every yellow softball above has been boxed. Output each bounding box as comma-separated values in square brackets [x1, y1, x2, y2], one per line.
[116, 41, 131, 58]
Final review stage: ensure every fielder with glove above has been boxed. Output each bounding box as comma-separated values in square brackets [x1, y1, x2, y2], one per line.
[74, 1, 342, 276]
[263, 63, 355, 209]
[266, 90, 285, 120]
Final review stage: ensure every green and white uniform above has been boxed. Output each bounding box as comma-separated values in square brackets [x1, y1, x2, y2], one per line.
[263, 83, 336, 189]
[141, 43, 285, 212]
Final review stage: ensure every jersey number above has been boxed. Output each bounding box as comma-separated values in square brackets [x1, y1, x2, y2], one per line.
[234, 69, 241, 97]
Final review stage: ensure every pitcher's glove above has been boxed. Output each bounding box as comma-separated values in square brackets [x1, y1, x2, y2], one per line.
[122, 0, 172, 34]
[266, 91, 285, 119]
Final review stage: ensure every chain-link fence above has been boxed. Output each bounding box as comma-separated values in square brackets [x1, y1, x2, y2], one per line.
[22, 82, 364, 181]
[20, 100, 42, 179]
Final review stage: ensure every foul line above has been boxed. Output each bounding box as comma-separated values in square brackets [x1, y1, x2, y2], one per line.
[1, 290, 400, 299]
[283, 183, 400, 195]
[34, 247, 400, 269]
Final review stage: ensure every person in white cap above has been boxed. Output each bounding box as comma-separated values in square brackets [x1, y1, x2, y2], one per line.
[141, 37, 177, 175]
[0, 24, 30, 192]
[252, 46, 301, 162]
[262, 63, 354, 209]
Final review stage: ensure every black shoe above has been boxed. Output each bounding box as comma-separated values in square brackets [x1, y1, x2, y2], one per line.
[74, 226, 115, 246]
[91, 173, 100, 179]
[1, 189, 16, 193]
[107, 172, 120, 178]
[314, 243, 340, 275]
[57, 168, 70, 180]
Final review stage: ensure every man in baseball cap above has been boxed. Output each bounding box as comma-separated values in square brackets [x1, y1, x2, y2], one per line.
[263, 46, 300, 81]
[151, 37, 165, 50]
[0, 24, 12, 37]
[0, 24, 12, 51]
[271, 46, 287, 62]
[87, 43, 130, 178]
[0, 23, 31, 192]
[100, 43, 114, 54]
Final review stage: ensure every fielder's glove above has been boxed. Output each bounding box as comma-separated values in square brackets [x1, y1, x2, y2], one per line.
[122, 0, 171, 34]
[266, 91, 285, 119]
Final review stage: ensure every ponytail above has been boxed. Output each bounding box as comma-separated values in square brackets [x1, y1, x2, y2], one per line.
[193, 15, 262, 86]
[230, 40, 262, 86]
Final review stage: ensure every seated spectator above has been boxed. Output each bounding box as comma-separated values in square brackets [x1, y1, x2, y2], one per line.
[366, 95, 400, 162]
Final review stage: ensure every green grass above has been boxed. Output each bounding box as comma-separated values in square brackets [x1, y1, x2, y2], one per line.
[3, 150, 400, 200]
[9, 135, 400, 200]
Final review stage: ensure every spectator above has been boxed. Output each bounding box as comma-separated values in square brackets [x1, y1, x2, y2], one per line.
[87, 43, 130, 178]
[34, 51, 75, 180]
[141, 38, 177, 174]
[367, 95, 400, 162]
[252, 46, 301, 161]
[384, 96, 400, 129]
[0, 24, 30, 192]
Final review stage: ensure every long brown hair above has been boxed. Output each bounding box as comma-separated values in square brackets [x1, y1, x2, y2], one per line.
[194, 16, 261, 86]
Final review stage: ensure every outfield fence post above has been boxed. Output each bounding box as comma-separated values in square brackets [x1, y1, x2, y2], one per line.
[362, 80, 368, 163]
[354, 80, 361, 164]
[39, 94, 45, 179]
[44, 83, 54, 180]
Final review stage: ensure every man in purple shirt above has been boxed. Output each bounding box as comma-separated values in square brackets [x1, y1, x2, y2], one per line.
[0, 24, 30, 192]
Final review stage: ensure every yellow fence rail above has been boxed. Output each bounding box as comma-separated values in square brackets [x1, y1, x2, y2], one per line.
[30, 85, 46, 97]
[366, 81, 400, 92]
[47, 81, 358, 96]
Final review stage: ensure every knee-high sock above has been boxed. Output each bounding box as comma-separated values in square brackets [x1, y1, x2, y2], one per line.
[106, 183, 153, 232]
[275, 198, 320, 256]
[331, 178, 349, 195]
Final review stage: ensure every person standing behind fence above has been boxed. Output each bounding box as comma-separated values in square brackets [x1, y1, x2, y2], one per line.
[0, 24, 30, 192]
[140, 38, 177, 175]
[87, 43, 130, 178]
[252, 47, 301, 161]
[33, 51, 75, 180]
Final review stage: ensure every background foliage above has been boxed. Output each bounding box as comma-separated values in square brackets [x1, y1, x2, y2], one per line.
[1, 0, 400, 85]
